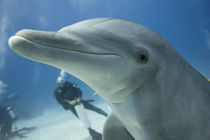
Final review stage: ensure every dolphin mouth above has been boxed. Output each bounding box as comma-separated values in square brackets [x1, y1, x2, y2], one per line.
[9, 29, 121, 57]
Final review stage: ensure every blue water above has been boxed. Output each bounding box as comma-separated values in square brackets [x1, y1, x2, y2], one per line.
[0, 0, 210, 139]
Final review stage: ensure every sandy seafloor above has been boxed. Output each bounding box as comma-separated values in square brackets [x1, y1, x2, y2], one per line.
[11, 102, 109, 140]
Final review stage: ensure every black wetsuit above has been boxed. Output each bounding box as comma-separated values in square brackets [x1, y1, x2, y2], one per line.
[0, 106, 12, 138]
[54, 81, 107, 118]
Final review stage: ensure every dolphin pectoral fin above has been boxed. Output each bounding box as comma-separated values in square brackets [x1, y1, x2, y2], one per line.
[103, 113, 134, 140]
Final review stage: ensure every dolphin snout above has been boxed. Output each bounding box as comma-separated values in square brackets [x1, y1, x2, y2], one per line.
[15, 29, 57, 46]
[8, 36, 19, 50]
[15, 29, 35, 37]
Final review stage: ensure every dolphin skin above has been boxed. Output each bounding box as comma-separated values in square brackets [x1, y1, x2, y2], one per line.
[9, 18, 210, 140]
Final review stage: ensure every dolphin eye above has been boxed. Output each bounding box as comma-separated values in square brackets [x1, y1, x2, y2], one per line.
[137, 51, 149, 63]
[140, 54, 147, 61]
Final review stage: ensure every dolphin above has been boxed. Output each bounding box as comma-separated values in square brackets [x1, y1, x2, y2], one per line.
[9, 18, 210, 140]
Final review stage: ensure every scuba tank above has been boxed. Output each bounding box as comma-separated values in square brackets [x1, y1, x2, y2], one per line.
[74, 102, 91, 129]
[6, 106, 17, 120]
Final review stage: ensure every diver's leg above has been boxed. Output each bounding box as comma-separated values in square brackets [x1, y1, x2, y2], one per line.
[5, 121, 12, 136]
[103, 113, 134, 140]
[82, 101, 108, 117]
[0, 123, 7, 137]
[74, 102, 102, 140]
[68, 105, 79, 118]
[88, 127, 102, 140]
[0, 122, 12, 138]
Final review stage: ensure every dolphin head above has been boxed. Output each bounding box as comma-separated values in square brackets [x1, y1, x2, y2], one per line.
[9, 18, 168, 103]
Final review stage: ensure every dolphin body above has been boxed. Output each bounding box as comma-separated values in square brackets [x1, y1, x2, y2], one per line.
[9, 18, 210, 140]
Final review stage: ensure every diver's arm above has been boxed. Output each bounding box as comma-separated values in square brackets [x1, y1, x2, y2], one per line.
[54, 89, 70, 110]
[73, 86, 82, 98]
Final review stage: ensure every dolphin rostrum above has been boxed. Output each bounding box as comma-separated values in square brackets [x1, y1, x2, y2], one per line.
[9, 18, 210, 140]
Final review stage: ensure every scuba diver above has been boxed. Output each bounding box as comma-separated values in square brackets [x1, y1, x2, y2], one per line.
[0, 82, 36, 140]
[0, 93, 18, 139]
[0, 105, 36, 140]
[0, 105, 17, 139]
[54, 72, 108, 140]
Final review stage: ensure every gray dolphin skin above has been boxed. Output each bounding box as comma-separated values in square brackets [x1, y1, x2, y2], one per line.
[9, 18, 210, 140]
